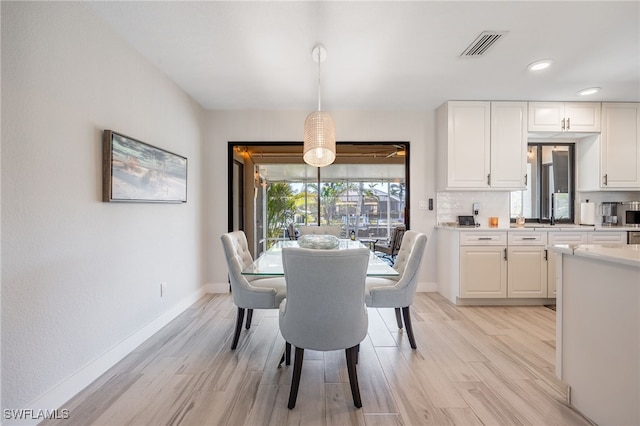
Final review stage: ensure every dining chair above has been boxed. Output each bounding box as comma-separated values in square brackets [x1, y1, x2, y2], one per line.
[366, 230, 427, 349]
[279, 247, 370, 409]
[221, 231, 286, 350]
[374, 225, 406, 264]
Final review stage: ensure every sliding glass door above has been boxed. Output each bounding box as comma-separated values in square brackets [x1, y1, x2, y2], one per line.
[228, 142, 409, 256]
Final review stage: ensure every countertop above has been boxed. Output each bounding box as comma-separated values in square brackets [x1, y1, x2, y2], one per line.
[549, 243, 640, 268]
[436, 223, 640, 232]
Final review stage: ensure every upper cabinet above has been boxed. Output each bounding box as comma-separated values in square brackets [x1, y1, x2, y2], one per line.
[528, 102, 601, 132]
[437, 101, 527, 191]
[600, 102, 640, 189]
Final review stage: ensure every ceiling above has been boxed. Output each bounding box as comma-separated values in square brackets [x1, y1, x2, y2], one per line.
[86, 1, 640, 112]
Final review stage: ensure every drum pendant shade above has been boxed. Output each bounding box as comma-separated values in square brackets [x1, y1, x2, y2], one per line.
[303, 44, 335, 167]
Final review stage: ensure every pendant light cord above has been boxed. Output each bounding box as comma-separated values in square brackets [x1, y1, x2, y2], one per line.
[317, 47, 322, 112]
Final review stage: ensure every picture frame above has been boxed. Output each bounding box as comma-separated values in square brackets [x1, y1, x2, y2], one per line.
[103, 130, 187, 203]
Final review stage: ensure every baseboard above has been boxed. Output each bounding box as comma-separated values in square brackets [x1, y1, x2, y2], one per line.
[5, 288, 207, 426]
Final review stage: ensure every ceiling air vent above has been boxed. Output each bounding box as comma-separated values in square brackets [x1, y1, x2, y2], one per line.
[460, 31, 507, 57]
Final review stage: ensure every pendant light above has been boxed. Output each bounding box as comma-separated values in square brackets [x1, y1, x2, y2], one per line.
[303, 44, 336, 167]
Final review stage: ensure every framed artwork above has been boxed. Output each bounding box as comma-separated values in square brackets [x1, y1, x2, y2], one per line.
[103, 130, 187, 203]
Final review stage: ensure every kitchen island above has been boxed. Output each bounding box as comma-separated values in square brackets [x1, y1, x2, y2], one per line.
[550, 243, 640, 426]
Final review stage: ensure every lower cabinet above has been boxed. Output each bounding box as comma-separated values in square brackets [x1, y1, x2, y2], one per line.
[507, 245, 547, 298]
[456, 231, 552, 302]
[460, 246, 507, 298]
[439, 228, 628, 304]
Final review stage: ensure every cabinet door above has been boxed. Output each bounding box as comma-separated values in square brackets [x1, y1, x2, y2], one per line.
[565, 102, 601, 132]
[528, 102, 564, 132]
[446, 102, 491, 188]
[601, 103, 640, 188]
[460, 246, 507, 298]
[507, 246, 548, 298]
[490, 102, 527, 189]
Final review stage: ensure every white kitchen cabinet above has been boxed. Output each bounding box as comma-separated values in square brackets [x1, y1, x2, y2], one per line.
[437, 101, 491, 189]
[460, 246, 507, 298]
[437, 101, 527, 190]
[587, 231, 627, 244]
[600, 102, 640, 189]
[528, 102, 601, 132]
[507, 246, 548, 298]
[507, 232, 548, 298]
[490, 102, 528, 188]
[459, 231, 507, 298]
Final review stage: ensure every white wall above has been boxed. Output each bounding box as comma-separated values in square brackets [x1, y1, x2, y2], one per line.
[1, 2, 205, 414]
[204, 110, 439, 292]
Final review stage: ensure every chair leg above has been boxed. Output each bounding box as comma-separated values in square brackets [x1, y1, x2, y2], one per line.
[245, 309, 253, 329]
[231, 307, 245, 350]
[402, 306, 417, 349]
[345, 346, 362, 408]
[278, 342, 292, 368]
[394, 308, 403, 329]
[288, 347, 305, 409]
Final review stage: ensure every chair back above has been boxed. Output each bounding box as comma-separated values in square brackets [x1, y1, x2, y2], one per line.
[390, 231, 427, 305]
[221, 231, 273, 307]
[298, 225, 342, 237]
[279, 247, 369, 351]
[389, 226, 406, 256]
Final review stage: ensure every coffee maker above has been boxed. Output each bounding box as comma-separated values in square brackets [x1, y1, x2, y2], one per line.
[599, 202, 619, 226]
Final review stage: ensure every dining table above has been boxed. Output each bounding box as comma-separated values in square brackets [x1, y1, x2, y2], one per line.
[242, 239, 399, 277]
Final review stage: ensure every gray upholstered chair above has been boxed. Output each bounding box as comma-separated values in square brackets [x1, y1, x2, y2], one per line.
[221, 231, 286, 350]
[365, 230, 427, 349]
[279, 247, 370, 409]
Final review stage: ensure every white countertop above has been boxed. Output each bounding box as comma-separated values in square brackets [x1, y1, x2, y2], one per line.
[550, 243, 640, 268]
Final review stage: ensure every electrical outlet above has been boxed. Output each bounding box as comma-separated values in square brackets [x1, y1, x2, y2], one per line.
[160, 282, 166, 297]
[473, 203, 480, 216]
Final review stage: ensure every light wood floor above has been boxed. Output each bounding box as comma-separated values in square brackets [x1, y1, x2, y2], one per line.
[44, 293, 593, 426]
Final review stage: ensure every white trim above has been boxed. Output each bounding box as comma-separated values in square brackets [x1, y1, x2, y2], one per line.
[4, 288, 207, 426]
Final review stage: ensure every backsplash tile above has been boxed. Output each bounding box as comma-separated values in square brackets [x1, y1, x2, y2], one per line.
[437, 191, 511, 228]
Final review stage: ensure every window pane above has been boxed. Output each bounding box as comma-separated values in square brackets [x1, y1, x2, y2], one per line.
[510, 143, 574, 222]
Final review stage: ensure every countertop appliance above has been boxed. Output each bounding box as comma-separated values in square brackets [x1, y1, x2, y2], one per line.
[599, 201, 619, 226]
[621, 201, 640, 228]
[629, 231, 640, 244]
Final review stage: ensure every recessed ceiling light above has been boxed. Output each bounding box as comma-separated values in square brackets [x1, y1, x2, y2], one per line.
[577, 87, 601, 96]
[527, 59, 553, 71]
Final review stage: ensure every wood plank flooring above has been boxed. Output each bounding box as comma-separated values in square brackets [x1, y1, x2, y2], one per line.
[43, 293, 594, 425]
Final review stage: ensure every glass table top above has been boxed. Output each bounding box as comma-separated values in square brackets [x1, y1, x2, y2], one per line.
[241, 239, 399, 277]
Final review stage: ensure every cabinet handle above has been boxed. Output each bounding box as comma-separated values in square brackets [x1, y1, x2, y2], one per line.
[544, 249, 548, 261]
[561, 118, 565, 130]
[504, 248, 508, 261]
[487, 174, 491, 186]
[603, 174, 608, 186]
[522, 237, 537, 240]
[524, 174, 527, 186]
[478, 237, 492, 240]
[566, 117, 570, 130]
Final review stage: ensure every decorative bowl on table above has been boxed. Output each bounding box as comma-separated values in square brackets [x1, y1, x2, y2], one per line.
[297, 234, 340, 250]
